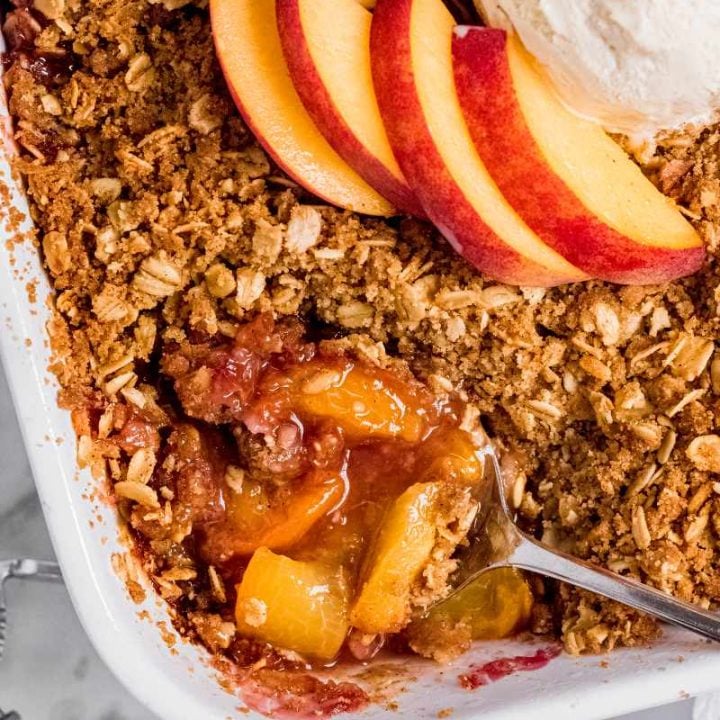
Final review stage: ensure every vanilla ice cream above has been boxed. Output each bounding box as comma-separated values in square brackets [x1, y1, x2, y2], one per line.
[475, 0, 720, 139]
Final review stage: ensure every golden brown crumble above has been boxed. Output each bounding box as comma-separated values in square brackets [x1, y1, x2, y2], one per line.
[5, 0, 720, 659]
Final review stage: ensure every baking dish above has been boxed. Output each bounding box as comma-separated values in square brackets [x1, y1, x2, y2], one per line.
[0, 40, 720, 720]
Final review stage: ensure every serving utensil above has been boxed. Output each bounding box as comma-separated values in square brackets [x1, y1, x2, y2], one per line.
[449, 446, 720, 642]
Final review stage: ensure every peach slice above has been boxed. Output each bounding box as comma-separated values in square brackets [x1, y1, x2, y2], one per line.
[289, 360, 431, 442]
[452, 28, 704, 285]
[210, 0, 395, 216]
[351, 482, 442, 634]
[406, 568, 534, 661]
[415, 568, 533, 640]
[201, 469, 346, 563]
[415, 427, 483, 486]
[370, 0, 588, 287]
[236, 547, 350, 660]
[276, 0, 423, 216]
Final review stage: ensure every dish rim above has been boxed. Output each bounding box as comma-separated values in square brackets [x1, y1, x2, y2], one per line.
[1, 26, 720, 720]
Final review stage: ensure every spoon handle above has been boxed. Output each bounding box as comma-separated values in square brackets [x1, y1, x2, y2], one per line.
[508, 535, 720, 642]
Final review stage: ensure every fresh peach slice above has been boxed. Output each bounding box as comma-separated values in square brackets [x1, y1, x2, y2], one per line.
[236, 547, 350, 660]
[370, 0, 588, 287]
[452, 28, 704, 284]
[276, 0, 423, 216]
[210, 0, 395, 216]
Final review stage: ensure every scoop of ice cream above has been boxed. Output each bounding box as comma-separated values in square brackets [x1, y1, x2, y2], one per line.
[475, 0, 720, 139]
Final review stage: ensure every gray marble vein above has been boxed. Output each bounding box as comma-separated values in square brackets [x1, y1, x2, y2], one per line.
[0, 361, 692, 720]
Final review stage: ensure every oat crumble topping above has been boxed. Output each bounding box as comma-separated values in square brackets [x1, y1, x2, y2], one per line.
[4, 0, 720, 662]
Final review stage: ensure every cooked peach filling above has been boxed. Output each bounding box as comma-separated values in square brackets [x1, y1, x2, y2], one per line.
[142, 315, 534, 662]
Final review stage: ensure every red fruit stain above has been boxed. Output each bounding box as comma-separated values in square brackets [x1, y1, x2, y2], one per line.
[459, 646, 561, 690]
[239, 671, 369, 719]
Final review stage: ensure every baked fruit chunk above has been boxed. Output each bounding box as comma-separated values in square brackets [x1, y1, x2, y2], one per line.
[277, 0, 423, 216]
[452, 27, 704, 284]
[158, 314, 531, 664]
[407, 568, 534, 662]
[235, 547, 350, 660]
[210, 0, 396, 216]
[370, 0, 588, 287]
[351, 428, 483, 634]
[350, 481, 475, 634]
[351, 482, 448, 634]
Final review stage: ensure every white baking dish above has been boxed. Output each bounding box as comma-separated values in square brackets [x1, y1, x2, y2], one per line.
[1, 42, 720, 720]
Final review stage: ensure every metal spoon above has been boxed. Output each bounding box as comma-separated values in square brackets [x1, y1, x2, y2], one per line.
[448, 447, 720, 642]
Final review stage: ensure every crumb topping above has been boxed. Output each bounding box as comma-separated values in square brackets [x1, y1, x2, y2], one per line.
[4, 0, 720, 659]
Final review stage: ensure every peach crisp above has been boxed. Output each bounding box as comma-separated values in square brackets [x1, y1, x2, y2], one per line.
[155, 313, 524, 663]
[7, 0, 720, 694]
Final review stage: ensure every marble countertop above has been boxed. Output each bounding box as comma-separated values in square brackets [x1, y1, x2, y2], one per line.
[0, 363, 696, 720]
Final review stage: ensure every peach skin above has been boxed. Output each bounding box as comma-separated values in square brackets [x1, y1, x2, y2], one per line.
[370, 0, 588, 287]
[452, 27, 704, 285]
[210, 0, 396, 216]
[277, 0, 424, 216]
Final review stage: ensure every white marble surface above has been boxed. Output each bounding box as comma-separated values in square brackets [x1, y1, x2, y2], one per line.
[0, 363, 695, 720]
